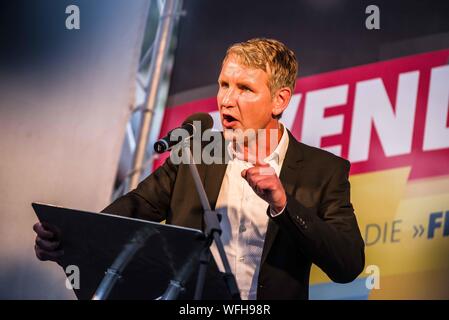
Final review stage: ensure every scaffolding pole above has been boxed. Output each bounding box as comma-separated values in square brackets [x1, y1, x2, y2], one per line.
[128, 0, 182, 191]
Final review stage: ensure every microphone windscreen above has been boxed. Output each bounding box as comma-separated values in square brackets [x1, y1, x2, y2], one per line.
[182, 112, 214, 132]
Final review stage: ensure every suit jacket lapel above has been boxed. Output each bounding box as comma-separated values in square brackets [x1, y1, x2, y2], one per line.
[261, 130, 304, 265]
[203, 133, 229, 210]
[204, 163, 227, 210]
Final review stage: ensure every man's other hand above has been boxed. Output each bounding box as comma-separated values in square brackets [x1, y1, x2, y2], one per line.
[33, 222, 64, 262]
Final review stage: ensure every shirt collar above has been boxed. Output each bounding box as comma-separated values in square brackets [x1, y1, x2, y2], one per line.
[265, 122, 289, 167]
[226, 122, 289, 167]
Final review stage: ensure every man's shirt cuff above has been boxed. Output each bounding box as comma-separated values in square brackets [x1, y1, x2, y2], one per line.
[269, 203, 287, 217]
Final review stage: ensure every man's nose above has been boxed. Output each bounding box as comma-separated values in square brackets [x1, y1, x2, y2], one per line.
[220, 87, 238, 108]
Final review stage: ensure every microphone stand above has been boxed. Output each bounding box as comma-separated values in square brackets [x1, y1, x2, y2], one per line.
[93, 140, 240, 300]
[180, 142, 241, 300]
[92, 227, 156, 300]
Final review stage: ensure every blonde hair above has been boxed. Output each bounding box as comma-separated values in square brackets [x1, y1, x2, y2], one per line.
[223, 38, 298, 95]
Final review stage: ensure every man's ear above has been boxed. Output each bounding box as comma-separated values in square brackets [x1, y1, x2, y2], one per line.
[272, 87, 292, 118]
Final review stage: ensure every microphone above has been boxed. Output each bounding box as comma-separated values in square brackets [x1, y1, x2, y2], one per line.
[154, 112, 213, 153]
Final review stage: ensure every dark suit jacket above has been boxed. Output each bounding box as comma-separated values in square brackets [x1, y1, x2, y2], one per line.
[102, 130, 365, 300]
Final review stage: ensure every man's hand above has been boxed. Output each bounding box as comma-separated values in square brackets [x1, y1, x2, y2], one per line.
[241, 162, 287, 213]
[33, 222, 64, 262]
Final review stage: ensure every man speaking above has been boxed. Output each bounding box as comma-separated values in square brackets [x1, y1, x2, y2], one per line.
[33, 38, 365, 300]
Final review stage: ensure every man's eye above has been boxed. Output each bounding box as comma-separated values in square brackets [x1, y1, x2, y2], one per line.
[240, 85, 252, 92]
[220, 82, 229, 88]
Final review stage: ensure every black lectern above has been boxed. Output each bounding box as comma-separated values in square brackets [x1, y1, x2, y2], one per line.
[32, 203, 232, 300]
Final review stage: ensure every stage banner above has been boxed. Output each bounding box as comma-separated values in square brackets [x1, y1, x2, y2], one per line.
[156, 49, 449, 299]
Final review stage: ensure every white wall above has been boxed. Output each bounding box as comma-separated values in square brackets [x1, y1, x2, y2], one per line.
[0, 0, 150, 299]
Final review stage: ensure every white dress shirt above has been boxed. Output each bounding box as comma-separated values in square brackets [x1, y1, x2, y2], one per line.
[210, 124, 289, 300]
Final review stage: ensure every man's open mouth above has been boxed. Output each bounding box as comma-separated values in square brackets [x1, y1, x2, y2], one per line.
[222, 114, 238, 126]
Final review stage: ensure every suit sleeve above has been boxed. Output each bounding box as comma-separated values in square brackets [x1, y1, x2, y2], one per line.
[101, 156, 178, 222]
[270, 160, 365, 283]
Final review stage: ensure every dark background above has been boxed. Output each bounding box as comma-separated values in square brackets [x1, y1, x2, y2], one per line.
[169, 0, 449, 96]
[1, 0, 448, 94]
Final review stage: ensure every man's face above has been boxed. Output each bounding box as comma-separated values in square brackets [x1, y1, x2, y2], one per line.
[217, 56, 278, 137]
